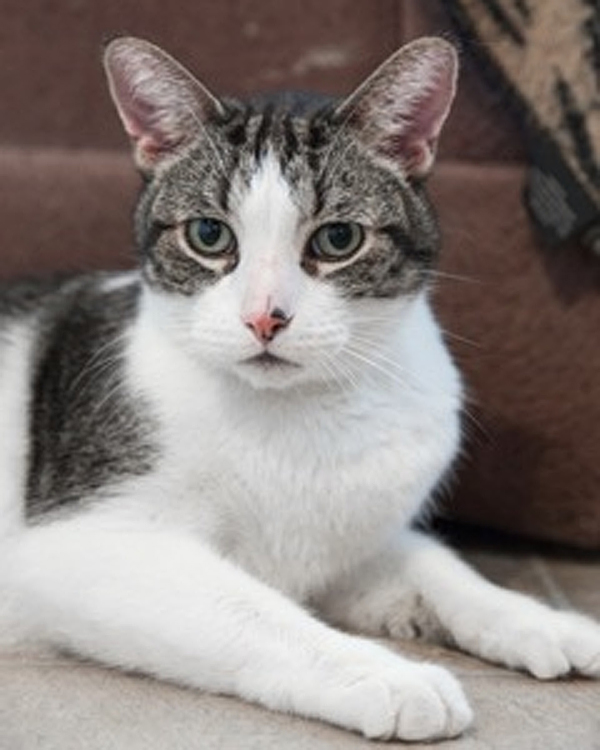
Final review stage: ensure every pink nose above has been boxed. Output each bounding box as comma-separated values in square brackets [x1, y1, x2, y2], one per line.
[244, 307, 291, 344]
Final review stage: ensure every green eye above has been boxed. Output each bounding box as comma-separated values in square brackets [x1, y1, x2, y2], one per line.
[310, 222, 364, 261]
[184, 218, 236, 256]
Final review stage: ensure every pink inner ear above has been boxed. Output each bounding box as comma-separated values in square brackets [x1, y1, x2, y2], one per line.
[109, 66, 180, 159]
[382, 63, 455, 176]
[106, 50, 194, 167]
[127, 100, 184, 160]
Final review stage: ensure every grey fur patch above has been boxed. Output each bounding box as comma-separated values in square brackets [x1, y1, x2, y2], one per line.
[311, 139, 440, 297]
[0, 275, 80, 320]
[23, 275, 157, 517]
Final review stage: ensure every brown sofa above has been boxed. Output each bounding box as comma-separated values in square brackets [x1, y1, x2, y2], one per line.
[0, 0, 598, 547]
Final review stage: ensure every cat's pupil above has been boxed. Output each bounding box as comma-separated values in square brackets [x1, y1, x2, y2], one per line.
[327, 223, 353, 250]
[197, 219, 223, 246]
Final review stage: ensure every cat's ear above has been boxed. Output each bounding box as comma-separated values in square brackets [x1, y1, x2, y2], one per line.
[103, 37, 225, 172]
[334, 38, 458, 178]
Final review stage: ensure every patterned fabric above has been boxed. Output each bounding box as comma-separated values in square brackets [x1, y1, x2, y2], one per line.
[444, 0, 600, 252]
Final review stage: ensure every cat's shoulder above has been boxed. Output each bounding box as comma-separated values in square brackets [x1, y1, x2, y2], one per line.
[0, 270, 141, 323]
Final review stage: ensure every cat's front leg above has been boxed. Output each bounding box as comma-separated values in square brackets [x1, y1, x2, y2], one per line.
[5, 519, 472, 742]
[317, 529, 600, 679]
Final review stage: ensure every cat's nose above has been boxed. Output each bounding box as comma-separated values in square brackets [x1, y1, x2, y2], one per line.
[244, 307, 292, 344]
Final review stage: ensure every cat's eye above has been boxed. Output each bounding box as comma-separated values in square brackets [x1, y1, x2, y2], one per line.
[184, 218, 236, 257]
[310, 222, 364, 261]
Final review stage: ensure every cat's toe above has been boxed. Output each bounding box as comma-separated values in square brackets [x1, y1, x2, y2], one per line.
[518, 629, 571, 679]
[560, 613, 600, 677]
[503, 610, 600, 679]
[336, 651, 473, 741]
[386, 663, 473, 741]
[405, 663, 474, 739]
[395, 686, 447, 741]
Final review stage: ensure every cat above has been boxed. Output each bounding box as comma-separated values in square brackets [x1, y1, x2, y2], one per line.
[0, 35, 598, 743]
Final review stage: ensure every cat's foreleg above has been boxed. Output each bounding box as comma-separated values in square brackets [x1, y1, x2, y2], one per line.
[318, 529, 600, 679]
[7, 519, 472, 741]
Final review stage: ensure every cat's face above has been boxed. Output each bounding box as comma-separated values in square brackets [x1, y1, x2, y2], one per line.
[104, 37, 457, 390]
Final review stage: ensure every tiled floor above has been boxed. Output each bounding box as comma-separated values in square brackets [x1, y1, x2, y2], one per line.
[1, 536, 599, 749]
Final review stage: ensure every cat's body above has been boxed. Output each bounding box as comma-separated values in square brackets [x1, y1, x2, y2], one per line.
[0, 268, 457, 596]
[0, 37, 598, 743]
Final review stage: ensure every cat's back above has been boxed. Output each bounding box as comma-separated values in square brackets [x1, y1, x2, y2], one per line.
[0, 272, 136, 323]
[0, 273, 142, 375]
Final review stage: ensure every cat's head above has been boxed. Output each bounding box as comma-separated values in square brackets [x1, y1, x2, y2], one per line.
[103, 37, 457, 390]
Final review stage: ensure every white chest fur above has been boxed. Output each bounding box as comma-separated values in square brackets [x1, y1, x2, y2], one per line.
[118, 292, 462, 601]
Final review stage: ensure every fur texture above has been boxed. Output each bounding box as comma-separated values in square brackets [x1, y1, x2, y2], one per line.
[0, 36, 598, 743]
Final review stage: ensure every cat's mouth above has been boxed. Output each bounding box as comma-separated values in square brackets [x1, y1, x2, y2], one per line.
[241, 352, 300, 369]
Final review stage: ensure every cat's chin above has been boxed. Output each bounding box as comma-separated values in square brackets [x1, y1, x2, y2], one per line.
[231, 354, 311, 391]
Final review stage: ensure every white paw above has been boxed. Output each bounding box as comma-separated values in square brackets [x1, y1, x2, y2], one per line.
[467, 604, 600, 680]
[320, 640, 473, 741]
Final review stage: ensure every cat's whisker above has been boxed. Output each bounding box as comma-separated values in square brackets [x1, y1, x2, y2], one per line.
[352, 310, 482, 350]
[341, 344, 413, 390]
[347, 339, 465, 402]
[330, 351, 363, 392]
[353, 316, 482, 354]
[440, 329, 482, 349]
[428, 269, 481, 285]
[347, 335, 412, 376]
[90, 374, 128, 422]
[349, 315, 400, 329]
[67, 334, 126, 392]
[338, 355, 382, 391]
[67, 335, 129, 402]
[346, 351, 410, 390]
[350, 334, 488, 438]
[350, 310, 416, 330]
[459, 406, 494, 445]
[75, 357, 124, 405]
[320, 355, 355, 393]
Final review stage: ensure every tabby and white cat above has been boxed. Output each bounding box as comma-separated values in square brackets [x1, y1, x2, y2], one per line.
[0, 36, 598, 742]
